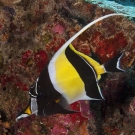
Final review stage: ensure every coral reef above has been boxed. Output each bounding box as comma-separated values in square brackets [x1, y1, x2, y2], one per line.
[0, 0, 135, 135]
[0, 110, 11, 135]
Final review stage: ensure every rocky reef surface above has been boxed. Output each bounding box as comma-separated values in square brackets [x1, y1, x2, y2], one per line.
[0, 0, 135, 135]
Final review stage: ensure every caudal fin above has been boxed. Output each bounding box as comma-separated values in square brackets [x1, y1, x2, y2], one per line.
[104, 53, 124, 72]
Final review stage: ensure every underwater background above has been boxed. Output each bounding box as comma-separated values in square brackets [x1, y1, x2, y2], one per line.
[0, 0, 135, 135]
[86, 0, 135, 17]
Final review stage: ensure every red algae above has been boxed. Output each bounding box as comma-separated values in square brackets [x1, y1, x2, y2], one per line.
[70, 102, 87, 124]
[21, 50, 33, 65]
[0, 74, 13, 86]
[0, 49, 46, 92]
[91, 31, 127, 62]
[34, 50, 48, 72]
[45, 36, 66, 54]
[51, 124, 68, 135]
[79, 42, 91, 55]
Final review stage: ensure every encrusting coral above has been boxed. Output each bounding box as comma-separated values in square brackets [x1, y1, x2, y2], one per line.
[0, 0, 135, 135]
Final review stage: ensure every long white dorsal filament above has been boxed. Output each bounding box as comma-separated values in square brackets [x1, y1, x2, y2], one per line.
[50, 13, 134, 62]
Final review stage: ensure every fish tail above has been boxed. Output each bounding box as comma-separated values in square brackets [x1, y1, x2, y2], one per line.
[103, 53, 125, 72]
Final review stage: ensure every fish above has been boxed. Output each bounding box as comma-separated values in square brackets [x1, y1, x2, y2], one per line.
[16, 13, 127, 121]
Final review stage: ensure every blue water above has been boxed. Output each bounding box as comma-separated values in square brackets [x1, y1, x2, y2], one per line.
[85, 0, 135, 19]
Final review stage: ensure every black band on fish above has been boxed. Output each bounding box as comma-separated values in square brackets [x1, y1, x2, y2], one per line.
[36, 66, 61, 116]
[65, 46, 103, 99]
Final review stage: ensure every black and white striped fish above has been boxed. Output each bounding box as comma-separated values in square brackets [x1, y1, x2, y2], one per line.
[16, 13, 127, 121]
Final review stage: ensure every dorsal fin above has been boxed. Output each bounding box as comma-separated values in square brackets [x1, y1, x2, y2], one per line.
[49, 13, 131, 64]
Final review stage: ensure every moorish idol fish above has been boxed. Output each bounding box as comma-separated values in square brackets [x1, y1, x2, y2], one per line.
[16, 13, 130, 121]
